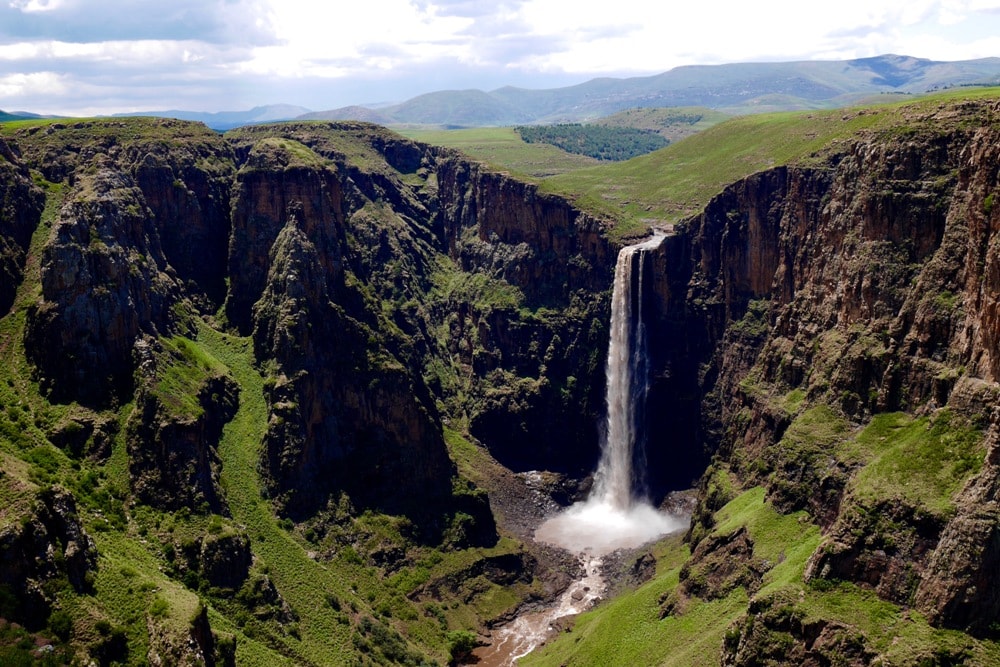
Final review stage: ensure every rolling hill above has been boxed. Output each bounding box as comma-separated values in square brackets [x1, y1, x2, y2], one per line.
[309, 54, 1000, 126]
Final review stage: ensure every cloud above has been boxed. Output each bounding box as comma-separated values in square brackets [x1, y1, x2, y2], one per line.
[2, 0, 1000, 115]
[0, 0, 277, 46]
[414, 0, 531, 19]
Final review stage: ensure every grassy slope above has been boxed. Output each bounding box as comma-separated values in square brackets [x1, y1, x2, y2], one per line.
[526, 399, 1000, 666]
[541, 87, 1000, 227]
[398, 126, 600, 178]
[196, 325, 352, 665]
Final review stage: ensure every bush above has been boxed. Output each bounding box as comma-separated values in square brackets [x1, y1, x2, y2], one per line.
[446, 630, 478, 665]
[149, 597, 169, 618]
[48, 609, 72, 641]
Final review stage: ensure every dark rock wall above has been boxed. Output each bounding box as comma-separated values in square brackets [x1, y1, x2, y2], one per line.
[655, 100, 1000, 634]
[0, 487, 98, 629]
[0, 137, 44, 316]
[434, 156, 616, 474]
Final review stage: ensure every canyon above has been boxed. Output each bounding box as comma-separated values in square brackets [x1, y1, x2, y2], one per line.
[1, 92, 1000, 665]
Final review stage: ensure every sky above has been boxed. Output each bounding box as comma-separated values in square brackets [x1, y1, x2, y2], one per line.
[2, 0, 1000, 116]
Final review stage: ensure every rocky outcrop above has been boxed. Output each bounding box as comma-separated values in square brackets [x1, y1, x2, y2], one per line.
[172, 530, 252, 591]
[24, 163, 180, 405]
[805, 499, 944, 605]
[126, 336, 240, 513]
[913, 420, 1000, 635]
[0, 486, 98, 629]
[224, 138, 346, 333]
[722, 592, 876, 667]
[0, 137, 44, 316]
[677, 527, 768, 602]
[147, 603, 236, 667]
[253, 219, 456, 522]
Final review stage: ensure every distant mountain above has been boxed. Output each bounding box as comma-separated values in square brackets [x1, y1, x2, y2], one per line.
[297, 105, 395, 125]
[300, 54, 1000, 127]
[113, 104, 311, 130]
[0, 110, 48, 123]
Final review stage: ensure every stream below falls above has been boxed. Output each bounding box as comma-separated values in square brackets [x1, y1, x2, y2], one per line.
[472, 554, 606, 667]
[471, 500, 689, 666]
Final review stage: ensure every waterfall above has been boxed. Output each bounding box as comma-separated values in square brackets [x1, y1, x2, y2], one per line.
[489, 234, 685, 666]
[534, 233, 684, 556]
[591, 237, 658, 509]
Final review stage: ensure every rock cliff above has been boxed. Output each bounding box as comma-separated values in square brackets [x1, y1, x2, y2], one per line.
[0, 137, 44, 316]
[4, 98, 1000, 663]
[646, 99, 1000, 646]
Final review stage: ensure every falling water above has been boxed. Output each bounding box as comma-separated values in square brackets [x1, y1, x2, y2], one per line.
[592, 236, 656, 509]
[481, 235, 686, 666]
[535, 233, 685, 555]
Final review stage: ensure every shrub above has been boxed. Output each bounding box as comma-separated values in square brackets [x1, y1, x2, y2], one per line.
[48, 609, 72, 641]
[446, 630, 478, 665]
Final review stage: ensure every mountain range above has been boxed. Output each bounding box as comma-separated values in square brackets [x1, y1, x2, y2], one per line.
[3, 54, 999, 131]
[122, 54, 1000, 129]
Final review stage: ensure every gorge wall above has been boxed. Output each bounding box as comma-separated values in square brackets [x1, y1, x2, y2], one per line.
[3, 96, 1000, 663]
[639, 100, 1000, 646]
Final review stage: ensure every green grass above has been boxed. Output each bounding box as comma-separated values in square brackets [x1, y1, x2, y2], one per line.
[399, 126, 600, 178]
[592, 107, 730, 141]
[151, 335, 229, 419]
[845, 411, 983, 515]
[255, 137, 330, 168]
[429, 255, 524, 311]
[540, 87, 1000, 228]
[196, 324, 364, 665]
[228, 121, 419, 177]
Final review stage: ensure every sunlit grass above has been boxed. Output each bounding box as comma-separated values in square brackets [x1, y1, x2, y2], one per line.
[399, 126, 600, 178]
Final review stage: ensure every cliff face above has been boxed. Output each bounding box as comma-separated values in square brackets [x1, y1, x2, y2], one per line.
[0, 137, 44, 316]
[434, 157, 616, 473]
[653, 100, 1000, 639]
[0, 486, 98, 629]
[18, 121, 234, 406]
[7, 101, 1000, 662]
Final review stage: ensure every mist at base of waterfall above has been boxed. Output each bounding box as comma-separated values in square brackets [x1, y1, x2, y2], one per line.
[534, 498, 687, 556]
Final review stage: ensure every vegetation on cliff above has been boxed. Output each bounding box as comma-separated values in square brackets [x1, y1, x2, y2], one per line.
[0, 115, 613, 665]
[3, 88, 1000, 666]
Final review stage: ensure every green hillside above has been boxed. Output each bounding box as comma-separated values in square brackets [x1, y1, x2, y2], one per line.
[398, 126, 600, 178]
[541, 86, 1000, 228]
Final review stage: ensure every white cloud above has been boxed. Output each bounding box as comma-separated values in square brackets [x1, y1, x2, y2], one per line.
[240, 0, 473, 77]
[0, 70, 68, 96]
[9, 0, 64, 12]
[3, 0, 1000, 114]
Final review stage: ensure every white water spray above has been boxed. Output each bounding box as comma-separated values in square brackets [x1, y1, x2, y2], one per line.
[535, 234, 686, 555]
